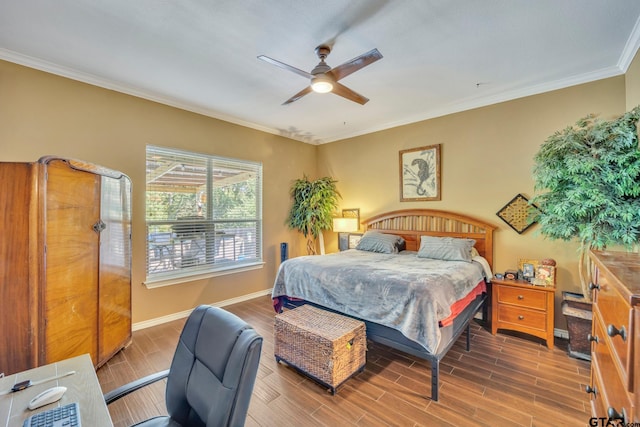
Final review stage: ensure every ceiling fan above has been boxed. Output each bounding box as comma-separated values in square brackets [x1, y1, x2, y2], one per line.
[258, 45, 383, 105]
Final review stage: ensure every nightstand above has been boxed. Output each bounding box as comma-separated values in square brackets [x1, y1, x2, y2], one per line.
[491, 278, 555, 348]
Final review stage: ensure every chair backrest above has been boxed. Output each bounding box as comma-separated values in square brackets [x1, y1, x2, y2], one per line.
[165, 305, 263, 427]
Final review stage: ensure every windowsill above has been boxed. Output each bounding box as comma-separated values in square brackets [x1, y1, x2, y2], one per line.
[143, 261, 265, 289]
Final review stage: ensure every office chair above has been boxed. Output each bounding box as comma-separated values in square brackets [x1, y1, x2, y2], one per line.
[105, 305, 263, 427]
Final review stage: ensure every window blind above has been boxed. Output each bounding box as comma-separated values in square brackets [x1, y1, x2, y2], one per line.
[145, 145, 262, 283]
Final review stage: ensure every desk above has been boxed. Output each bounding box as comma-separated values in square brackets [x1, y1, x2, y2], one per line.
[0, 354, 113, 426]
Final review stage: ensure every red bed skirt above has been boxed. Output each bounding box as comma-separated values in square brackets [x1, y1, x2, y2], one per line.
[273, 280, 486, 328]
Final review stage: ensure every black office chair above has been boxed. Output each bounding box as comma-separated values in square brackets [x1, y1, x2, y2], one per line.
[105, 305, 263, 427]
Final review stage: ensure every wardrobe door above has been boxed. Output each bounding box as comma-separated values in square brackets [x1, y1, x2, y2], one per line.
[98, 175, 132, 364]
[42, 159, 100, 365]
[0, 163, 38, 375]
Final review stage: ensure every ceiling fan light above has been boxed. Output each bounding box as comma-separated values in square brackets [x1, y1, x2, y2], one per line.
[311, 75, 333, 93]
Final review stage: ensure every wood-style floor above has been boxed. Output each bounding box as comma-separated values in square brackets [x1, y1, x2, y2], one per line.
[97, 295, 592, 427]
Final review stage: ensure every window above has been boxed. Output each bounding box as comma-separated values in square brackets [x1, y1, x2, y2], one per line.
[145, 145, 263, 286]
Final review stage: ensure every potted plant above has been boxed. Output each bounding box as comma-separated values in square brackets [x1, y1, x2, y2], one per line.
[530, 105, 640, 359]
[287, 175, 341, 255]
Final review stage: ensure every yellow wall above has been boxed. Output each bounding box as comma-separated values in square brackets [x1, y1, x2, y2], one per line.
[626, 49, 640, 110]
[318, 77, 627, 330]
[1, 52, 638, 330]
[0, 60, 315, 323]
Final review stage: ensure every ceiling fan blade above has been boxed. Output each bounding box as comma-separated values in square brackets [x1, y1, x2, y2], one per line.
[257, 55, 312, 79]
[282, 86, 313, 105]
[328, 48, 382, 81]
[332, 82, 369, 105]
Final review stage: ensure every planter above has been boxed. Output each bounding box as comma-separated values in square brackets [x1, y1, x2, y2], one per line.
[561, 291, 592, 361]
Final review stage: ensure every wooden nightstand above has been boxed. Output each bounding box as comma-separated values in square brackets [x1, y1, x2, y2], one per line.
[491, 278, 556, 348]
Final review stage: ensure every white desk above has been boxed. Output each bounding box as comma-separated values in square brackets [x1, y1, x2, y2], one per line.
[0, 354, 113, 426]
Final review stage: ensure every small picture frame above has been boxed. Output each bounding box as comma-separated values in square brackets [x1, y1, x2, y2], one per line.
[518, 258, 539, 275]
[348, 233, 363, 249]
[522, 263, 535, 279]
[534, 265, 555, 287]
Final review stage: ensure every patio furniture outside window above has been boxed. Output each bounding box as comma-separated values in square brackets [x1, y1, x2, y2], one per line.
[145, 145, 262, 286]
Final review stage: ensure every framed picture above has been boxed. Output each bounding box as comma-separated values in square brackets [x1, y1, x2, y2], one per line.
[399, 144, 441, 201]
[518, 258, 539, 278]
[496, 193, 540, 234]
[534, 265, 555, 287]
[522, 263, 535, 279]
[348, 233, 363, 249]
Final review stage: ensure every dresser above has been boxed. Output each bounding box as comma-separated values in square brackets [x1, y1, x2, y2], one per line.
[588, 250, 640, 424]
[491, 278, 555, 348]
[0, 157, 132, 376]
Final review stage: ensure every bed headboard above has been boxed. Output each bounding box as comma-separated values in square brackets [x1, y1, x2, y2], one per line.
[361, 209, 496, 269]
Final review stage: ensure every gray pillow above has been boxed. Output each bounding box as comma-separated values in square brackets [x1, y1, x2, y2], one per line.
[356, 231, 403, 254]
[417, 236, 476, 262]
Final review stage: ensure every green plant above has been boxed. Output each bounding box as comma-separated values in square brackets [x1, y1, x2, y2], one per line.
[287, 175, 341, 255]
[531, 106, 640, 300]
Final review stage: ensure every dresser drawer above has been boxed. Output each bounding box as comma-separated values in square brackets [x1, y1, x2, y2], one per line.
[496, 285, 547, 310]
[497, 304, 547, 331]
[595, 274, 631, 386]
[591, 314, 633, 422]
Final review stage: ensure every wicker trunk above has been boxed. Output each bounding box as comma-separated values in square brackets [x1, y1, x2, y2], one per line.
[274, 304, 366, 394]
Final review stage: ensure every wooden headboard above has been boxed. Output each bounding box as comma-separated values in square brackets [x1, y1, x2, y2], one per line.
[361, 209, 496, 269]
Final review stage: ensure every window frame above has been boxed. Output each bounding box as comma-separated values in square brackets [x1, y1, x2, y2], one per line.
[144, 145, 263, 288]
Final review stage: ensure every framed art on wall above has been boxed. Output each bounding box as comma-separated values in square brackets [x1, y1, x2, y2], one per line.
[399, 144, 441, 201]
[496, 193, 539, 234]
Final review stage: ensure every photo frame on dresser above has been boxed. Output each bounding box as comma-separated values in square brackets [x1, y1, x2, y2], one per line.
[399, 144, 441, 202]
[533, 265, 555, 287]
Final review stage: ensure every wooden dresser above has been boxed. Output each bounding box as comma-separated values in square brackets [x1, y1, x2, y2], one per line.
[0, 157, 132, 375]
[491, 278, 555, 348]
[588, 250, 640, 424]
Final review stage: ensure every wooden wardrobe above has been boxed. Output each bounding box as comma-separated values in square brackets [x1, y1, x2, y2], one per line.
[0, 157, 132, 376]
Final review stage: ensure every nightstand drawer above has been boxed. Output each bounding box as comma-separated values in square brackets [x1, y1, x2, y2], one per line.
[496, 285, 547, 310]
[497, 305, 547, 331]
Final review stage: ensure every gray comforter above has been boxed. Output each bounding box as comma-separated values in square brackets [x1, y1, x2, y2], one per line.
[272, 249, 486, 353]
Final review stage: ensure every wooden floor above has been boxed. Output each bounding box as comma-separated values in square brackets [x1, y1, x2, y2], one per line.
[97, 295, 592, 427]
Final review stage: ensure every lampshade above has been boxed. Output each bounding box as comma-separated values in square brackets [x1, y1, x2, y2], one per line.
[311, 74, 333, 93]
[332, 217, 358, 232]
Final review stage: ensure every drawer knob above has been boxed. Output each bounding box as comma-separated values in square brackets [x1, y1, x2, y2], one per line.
[517, 295, 524, 300]
[587, 334, 599, 343]
[588, 282, 600, 291]
[607, 324, 627, 342]
[585, 385, 596, 395]
[607, 407, 626, 423]
[518, 315, 524, 320]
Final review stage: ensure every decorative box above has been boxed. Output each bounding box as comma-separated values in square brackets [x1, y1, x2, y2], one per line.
[504, 270, 518, 280]
[274, 304, 366, 394]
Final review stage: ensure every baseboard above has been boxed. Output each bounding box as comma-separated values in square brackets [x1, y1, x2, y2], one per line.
[132, 288, 272, 331]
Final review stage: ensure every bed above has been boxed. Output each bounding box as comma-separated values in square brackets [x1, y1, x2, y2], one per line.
[272, 209, 496, 401]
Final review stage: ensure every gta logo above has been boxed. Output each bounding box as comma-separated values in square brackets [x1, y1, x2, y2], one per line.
[588, 417, 639, 427]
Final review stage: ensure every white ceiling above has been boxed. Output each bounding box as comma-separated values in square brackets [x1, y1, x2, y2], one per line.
[1, 1, 640, 144]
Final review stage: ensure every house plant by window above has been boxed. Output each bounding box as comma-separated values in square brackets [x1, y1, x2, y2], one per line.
[287, 176, 340, 255]
[531, 105, 640, 358]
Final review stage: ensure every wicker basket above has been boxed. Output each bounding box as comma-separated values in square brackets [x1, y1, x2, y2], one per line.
[274, 304, 366, 394]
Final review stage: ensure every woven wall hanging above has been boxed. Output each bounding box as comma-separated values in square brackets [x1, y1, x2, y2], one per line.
[496, 193, 539, 234]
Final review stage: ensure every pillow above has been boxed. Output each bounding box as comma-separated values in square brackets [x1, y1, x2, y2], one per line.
[356, 231, 404, 254]
[417, 236, 476, 262]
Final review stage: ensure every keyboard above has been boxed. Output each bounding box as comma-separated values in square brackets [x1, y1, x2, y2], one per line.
[23, 402, 81, 427]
